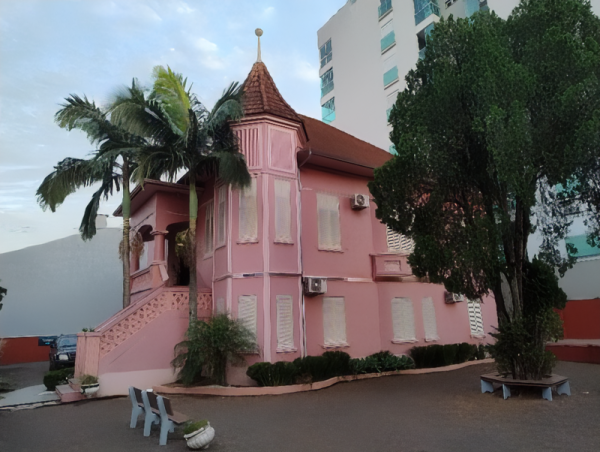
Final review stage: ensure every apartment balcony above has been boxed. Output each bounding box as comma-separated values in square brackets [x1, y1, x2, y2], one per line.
[381, 31, 396, 53]
[414, 0, 440, 26]
[419, 47, 426, 60]
[383, 66, 399, 87]
[378, 0, 392, 19]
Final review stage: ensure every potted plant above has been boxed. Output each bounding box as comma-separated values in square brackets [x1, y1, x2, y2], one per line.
[79, 374, 99, 397]
[183, 420, 215, 450]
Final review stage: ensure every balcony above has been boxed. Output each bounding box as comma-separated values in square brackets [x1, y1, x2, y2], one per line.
[381, 31, 396, 52]
[383, 66, 399, 87]
[419, 47, 426, 60]
[414, 0, 440, 25]
[371, 254, 414, 280]
[378, 0, 392, 19]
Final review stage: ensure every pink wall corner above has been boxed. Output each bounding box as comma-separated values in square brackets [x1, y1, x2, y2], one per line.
[195, 178, 215, 290]
[268, 276, 303, 362]
[371, 214, 389, 255]
[98, 310, 188, 374]
[155, 191, 189, 231]
[131, 194, 157, 232]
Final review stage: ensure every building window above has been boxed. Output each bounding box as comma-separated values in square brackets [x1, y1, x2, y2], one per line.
[320, 39, 332, 68]
[467, 299, 485, 337]
[422, 297, 439, 341]
[381, 20, 396, 52]
[378, 0, 392, 19]
[317, 193, 341, 251]
[389, 144, 397, 154]
[323, 297, 347, 347]
[321, 97, 336, 124]
[386, 90, 398, 121]
[274, 179, 292, 243]
[238, 295, 257, 337]
[465, 0, 486, 16]
[204, 201, 214, 256]
[386, 226, 414, 252]
[414, 0, 440, 26]
[417, 23, 435, 60]
[216, 185, 227, 248]
[321, 68, 334, 98]
[391, 298, 417, 343]
[216, 297, 226, 314]
[239, 178, 258, 242]
[276, 295, 295, 352]
[383, 52, 398, 88]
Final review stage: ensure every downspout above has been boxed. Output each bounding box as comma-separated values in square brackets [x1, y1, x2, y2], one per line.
[296, 147, 309, 357]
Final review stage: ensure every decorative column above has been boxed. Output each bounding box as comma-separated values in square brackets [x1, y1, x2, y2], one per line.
[151, 230, 168, 263]
[130, 253, 140, 273]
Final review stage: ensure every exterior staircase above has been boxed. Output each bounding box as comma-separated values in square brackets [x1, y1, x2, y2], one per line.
[55, 378, 85, 403]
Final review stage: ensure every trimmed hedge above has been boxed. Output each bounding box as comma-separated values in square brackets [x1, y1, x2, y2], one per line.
[410, 343, 486, 369]
[43, 367, 74, 391]
[246, 351, 414, 387]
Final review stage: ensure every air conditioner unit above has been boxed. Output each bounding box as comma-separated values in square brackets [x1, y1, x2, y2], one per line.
[351, 193, 369, 210]
[444, 292, 465, 304]
[303, 277, 327, 296]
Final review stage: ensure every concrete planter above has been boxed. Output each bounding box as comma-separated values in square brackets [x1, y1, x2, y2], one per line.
[80, 383, 99, 397]
[184, 423, 215, 450]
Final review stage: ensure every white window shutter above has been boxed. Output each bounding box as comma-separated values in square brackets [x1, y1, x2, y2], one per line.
[216, 297, 225, 314]
[323, 297, 347, 347]
[276, 295, 294, 351]
[391, 297, 416, 342]
[274, 179, 292, 243]
[386, 226, 414, 252]
[422, 297, 439, 341]
[239, 179, 258, 242]
[204, 201, 214, 255]
[468, 299, 485, 337]
[217, 185, 227, 247]
[317, 193, 341, 251]
[238, 295, 257, 336]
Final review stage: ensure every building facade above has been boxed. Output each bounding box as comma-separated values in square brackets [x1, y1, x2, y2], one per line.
[317, 0, 520, 151]
[75, 57, 497, 395]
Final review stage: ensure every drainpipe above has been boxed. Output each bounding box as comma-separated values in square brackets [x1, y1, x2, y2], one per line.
[297, 147, 309, 357]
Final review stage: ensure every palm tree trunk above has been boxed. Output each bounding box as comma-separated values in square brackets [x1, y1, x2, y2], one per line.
[188, 171, 198, 322]
[122, 158, 131, 309]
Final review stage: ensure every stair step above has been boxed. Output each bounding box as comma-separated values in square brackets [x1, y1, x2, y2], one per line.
[55, 384, 85, 403]
[68, 378, 81, 393]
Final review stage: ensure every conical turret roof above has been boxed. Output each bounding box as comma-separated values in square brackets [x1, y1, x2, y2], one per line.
[242, 61, 302, 124]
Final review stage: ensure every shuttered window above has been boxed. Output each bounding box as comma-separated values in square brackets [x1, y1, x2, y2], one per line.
[216, 297, 226, 315]
[238, 295, 257, 337]
[274, 179, 292, 243]
[391, 297, 417, 343]
[276, 295, 295, 351]
[421, 297, 439, 341]
[468, 299, 485, 337]
[386, 226, 414, 252]
[239, 178, 258, 242]
[323, 297, 347, 347]
[317, 193, 341, 251]
[204, 201, 214, 256]
[216, 185, 227, 248]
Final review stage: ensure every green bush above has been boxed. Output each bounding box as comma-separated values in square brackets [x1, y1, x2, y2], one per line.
[410, 343, 483, 369]
[43, 367, 74, 391]
[246, 361, 298, 387]
[172, 314, 256, 386]
[79, 374, 98, 385]
[183, 420, 209, 435]
[351, 351, 415, 374]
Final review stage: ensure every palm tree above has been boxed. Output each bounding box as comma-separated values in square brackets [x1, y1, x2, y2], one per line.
[37, 85, 152, 309]
[111, 66, 250, 321]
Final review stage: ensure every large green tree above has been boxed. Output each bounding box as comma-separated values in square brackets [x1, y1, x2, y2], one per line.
[369, 0, 600, 379]
[111, 66, 250, 322]
[37, 85, 153, 308]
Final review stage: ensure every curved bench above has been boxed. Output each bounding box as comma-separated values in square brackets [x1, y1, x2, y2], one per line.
[480, 373, 571, 401]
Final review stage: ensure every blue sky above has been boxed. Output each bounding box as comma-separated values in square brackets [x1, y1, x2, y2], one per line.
[0, 0, 345, 253]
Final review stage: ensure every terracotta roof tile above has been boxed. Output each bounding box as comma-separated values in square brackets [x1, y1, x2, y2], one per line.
[242, 62, 302, 124]
[300, 115, 392, 169]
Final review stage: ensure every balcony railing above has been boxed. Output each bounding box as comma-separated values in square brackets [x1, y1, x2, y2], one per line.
[383, 66, 399, 87]
[381, 31, 396, 52]
[378, 0, 392, 19]
[414, 1, 440, 25]
[419, 47, 426, 60]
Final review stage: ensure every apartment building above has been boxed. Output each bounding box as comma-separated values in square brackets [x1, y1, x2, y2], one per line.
[317, 0, 521, 151]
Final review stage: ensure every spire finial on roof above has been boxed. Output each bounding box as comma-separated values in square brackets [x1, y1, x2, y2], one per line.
[255, 28, 263, 62]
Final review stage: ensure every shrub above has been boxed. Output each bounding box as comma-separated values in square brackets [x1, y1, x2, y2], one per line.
[172, 314, 256, 386]
[79, 374, 98, 385]
[293, 351, 352, 383]
[246, 361, 299, 387]
[183, 420, 209, 435]
[43, 367, 74, 391]
[351, 351, 415, 374]
[410, 343, 482, 368]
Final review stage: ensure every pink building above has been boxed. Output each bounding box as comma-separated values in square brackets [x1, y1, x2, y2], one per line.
[75, 59, 497, 395]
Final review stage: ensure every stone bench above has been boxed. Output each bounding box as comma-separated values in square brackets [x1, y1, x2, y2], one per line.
[480, 372, 571, 401]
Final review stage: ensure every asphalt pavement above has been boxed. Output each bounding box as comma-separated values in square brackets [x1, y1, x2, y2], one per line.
[0, 361, 598, 452]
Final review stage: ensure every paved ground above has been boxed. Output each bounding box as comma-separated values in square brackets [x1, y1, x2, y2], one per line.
[0, 361, 49, 392]
[0, 361, 599, 452]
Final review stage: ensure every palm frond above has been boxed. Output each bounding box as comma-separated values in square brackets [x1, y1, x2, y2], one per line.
[151, 65, 192, 134]
[210, 151, 251, 189]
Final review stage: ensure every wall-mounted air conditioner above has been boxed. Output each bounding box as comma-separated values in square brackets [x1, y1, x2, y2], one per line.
[303, 277, 327, 296]
[350, 194, 369, 210]
[444, 292, 465, 304]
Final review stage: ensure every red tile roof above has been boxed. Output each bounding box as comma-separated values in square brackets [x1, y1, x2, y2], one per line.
[300, 115, 392, 170]
[242, 62, 302, 124]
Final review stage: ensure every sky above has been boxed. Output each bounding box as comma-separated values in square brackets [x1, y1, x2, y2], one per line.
[0, 0, 345, 253]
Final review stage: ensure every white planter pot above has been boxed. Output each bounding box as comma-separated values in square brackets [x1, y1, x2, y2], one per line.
[184, 423, 215, 450]
[80, 383, 100, 397]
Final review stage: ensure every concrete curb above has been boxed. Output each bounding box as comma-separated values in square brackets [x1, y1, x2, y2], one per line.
[153, 358, 495, 397]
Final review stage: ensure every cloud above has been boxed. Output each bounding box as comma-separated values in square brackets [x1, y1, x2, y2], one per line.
[293, 60, 320, 83]
[195, 37, 218, 53]
[175, 1, 194, 14]
[263, 6, 275, 17]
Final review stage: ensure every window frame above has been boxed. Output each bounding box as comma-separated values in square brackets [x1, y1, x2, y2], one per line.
[317, 193, 342, 252]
